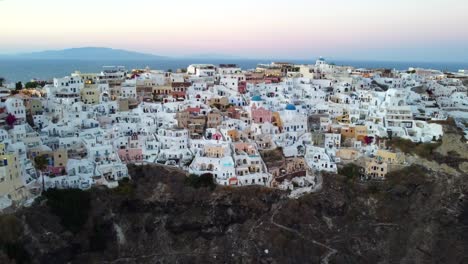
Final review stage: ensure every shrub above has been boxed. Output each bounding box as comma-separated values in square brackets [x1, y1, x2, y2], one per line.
[386, 165, 428, 187]
[112, 179, 135, 196]
[339, 163, 363, 181]
[367, 181, 381, 194]
[0, 215, 23, 245]
[25, 82, 39, 89]
[387, 138, 441, 160]
[43, 188, 91, 233]
[185, 173, 216, 190]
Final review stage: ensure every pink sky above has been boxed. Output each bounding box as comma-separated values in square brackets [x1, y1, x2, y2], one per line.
[0, 0, 467, 61]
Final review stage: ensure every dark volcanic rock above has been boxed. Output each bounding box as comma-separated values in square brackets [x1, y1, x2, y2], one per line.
[1, 164, 468, 264]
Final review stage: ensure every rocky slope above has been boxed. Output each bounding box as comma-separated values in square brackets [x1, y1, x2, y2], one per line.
[1, 133, 468, 263]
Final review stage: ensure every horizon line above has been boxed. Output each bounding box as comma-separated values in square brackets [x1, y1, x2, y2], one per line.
[0, 47, 467, 64]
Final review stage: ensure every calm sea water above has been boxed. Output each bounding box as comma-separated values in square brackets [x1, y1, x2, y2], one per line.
[0, 58, 467, 83]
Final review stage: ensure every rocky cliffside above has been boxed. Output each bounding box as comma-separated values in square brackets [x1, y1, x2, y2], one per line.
[1, 132, 468, 263]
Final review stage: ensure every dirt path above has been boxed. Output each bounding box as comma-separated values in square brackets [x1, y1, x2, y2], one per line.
[270, 203, 338, 264]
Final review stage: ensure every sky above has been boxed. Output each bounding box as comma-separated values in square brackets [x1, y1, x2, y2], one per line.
[0, 0, 467, 61]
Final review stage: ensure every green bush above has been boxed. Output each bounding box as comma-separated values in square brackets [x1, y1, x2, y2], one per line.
[386, 165, 427, 187]
[44, 188, 91, 233]
[387, 138, 441, 160]
[25, 82, 39, 89]
[339, 163, 363, 181]
[367, 182, 381, 194]
[112, 178, 135, 196]
[0, 215, 23, 245]
[185, 173, 216, 190]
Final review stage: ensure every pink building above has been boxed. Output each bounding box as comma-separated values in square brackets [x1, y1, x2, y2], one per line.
[238, 81, 247, 94]
[47, 166, 66, 176]
[118, 148, 143, 163]
[234, 143, 257, 155]
[251, 106, 272, 123]
[117, 134, 143, 163]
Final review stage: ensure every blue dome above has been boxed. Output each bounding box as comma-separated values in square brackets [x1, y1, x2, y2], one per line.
[285, 104, 296, 110]
[251, 95, 262, 101]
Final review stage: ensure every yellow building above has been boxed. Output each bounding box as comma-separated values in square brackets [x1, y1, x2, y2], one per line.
[376, 150, 405, 164]
[341, 126, 356, 138]
[355, 125, 368, 141]
[80, 84, 101, 105]
[335, 114, 350, 124]
[154, 85, 172, 95]
[34, 148, 68, 168]
[73, 71, 99, 83]
[341, 125, 367, 141]
[0, 144, 26, 201]
[227, 130, 240, 142]
[272, 112, 283, 130]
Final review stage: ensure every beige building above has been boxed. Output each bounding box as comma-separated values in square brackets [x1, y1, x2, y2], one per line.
[176, 110, 207, 137]
[80, 84, 101, 105]
[176, 111, 190, 128]
[154, 85, 172, 96]
[299, 65, 316, 79]
[207, 112, 222, 128]
[336, 148, 360, 161]
[365, 160, 388, 179]
[27, 99, 44, 115]
[209, 97, 230, 110]
[204, 145, 224, 158]
[53, 148, 68, 167]
[270, 157, 307, 185]
[118, 99, 129, 112]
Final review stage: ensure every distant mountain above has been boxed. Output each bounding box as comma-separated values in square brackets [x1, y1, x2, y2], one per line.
[11, 47, 166, 60]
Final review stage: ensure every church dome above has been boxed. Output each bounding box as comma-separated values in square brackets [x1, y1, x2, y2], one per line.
[251, 95, 262, 101]
[285, 104, 296, 110]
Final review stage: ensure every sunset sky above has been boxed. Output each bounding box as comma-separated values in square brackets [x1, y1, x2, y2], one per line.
[0, 0, 467, 61]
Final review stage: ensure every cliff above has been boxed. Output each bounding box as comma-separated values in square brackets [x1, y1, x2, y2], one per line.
[1, 130, 468, 263]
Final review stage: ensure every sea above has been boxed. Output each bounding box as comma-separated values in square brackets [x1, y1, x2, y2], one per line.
[0, 58, 467, 83]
